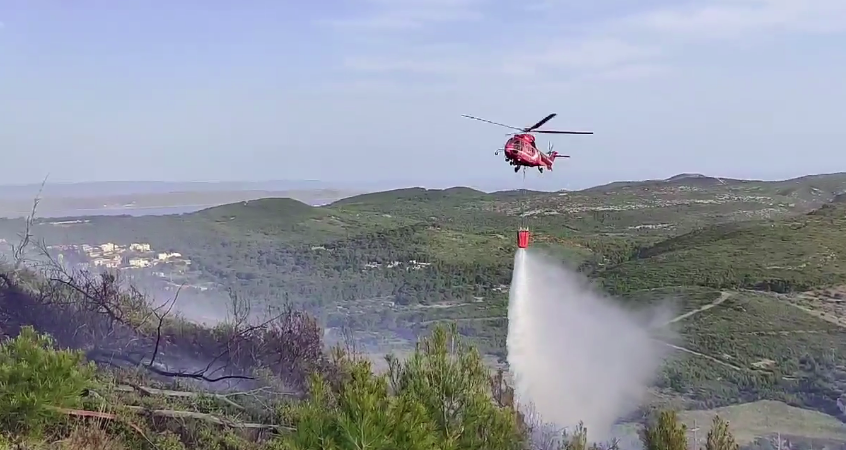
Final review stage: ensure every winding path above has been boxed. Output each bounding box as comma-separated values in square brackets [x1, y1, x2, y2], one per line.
[663, 290, 733, 325]
[655, 291, 835, 375]
[417, 290, 735, 327]
[418, 316, 503, 326]
[415, 289, 810, 375]
[651, 291, 747, 370]
[658, 341, 744, 371]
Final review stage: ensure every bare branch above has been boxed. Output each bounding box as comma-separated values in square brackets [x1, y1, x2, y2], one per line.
[52, 407, 147, 435]
[107, 384, 296, 409]
[147, 285, 182, 368]
[121, 406, 290, 430]
[196, 311, 285, 378]
[7, 230, 329, 393]
[54, 406, 291, 431]
[10, 175, 48, 273]
[227, 286, 251, 329]
[88, 350, 255, 383]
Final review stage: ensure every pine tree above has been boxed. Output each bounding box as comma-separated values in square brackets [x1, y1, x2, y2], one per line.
[564, 423, 588, 450]
[703, 416, 738, 450]
[640, 410, 688, 450]
[278, 324, 524, 450]
[0, 326, 95, 436]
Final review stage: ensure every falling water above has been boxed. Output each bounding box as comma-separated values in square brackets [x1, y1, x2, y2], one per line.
[506, 249, 673, 440]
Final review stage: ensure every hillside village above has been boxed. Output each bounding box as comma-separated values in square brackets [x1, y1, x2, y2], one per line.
[41, 241, 215, 292]
[46, 241, 187, 270]
[55, 242, 185, 268]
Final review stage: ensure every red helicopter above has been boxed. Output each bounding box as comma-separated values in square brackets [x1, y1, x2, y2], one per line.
[462, 113, 593, 173]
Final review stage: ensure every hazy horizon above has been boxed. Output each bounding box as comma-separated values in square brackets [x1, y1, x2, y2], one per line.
[2, 169, 843, 197]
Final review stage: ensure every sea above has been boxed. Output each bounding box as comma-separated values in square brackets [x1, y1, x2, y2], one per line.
[49, 205, 210, 218]
[31, 198, 336, 219]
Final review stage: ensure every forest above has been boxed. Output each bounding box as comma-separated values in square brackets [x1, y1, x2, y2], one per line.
[0, 257, 798, 450]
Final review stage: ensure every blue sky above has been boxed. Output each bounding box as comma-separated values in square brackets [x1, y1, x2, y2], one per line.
[1, 0, 845, 190]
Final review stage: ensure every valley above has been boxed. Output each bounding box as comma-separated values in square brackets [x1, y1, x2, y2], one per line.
[4, 172, 846, 446]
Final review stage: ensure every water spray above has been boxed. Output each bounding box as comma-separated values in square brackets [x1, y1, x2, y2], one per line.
[506, 249, 673, 441]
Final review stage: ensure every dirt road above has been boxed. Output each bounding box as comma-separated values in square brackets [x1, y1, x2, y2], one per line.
[664, 291, 733, 325]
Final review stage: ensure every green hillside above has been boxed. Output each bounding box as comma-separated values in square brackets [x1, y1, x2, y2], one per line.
[600, 204, 846, 293]
[3, 173, 846, 420]
[331, 186, 491, 207]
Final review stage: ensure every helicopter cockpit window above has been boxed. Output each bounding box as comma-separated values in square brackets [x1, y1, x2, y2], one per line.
[512, 139, 522, 151]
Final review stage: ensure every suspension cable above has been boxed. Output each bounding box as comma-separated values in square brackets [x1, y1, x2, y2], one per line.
[520, 167, 527, 229]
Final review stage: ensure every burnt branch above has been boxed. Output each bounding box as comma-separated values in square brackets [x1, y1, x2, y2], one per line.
[107, 384, 293, 410]
[147, 285, 182, 369]
[55, 406, 290, 432]
[0, 273, 12, 289]
[145, 364, 254, 383]
[197, 311, 285, 379]
[4, 215, 331, 393]
[88, 350, 254, 383]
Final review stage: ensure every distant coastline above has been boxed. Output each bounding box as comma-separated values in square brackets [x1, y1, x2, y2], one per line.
[39, 204, 212, 218]
[1, 197, 342, 219]
[0, 188, 361, 219]
[0, 204, 212, 219]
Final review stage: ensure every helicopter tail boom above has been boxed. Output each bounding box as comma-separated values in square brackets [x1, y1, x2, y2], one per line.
[547, 151, 570, 159]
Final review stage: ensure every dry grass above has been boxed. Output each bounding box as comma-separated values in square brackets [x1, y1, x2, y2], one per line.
[793, 286, 846, 326]
[609, 400, 846, 447]
[56, 426, 127, 450]
[678, 400, 846, 444]
[1, 424, 127, 450]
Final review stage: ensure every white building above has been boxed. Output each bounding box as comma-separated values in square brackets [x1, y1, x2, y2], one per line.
[100, 243, 117, 253]
[130, 243, 151, 252]
[93, 254, 122, 268]
[129, 258, 151, 268]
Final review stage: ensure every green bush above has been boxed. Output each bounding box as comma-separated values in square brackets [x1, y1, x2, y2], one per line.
[0, 326, 96, 436]
[641, 410, 687, 450]
[276, 324, 524, 450]
[0, 323, 744, 450]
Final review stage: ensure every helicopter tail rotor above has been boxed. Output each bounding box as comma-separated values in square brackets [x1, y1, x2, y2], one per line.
[547, 143, 570, 159]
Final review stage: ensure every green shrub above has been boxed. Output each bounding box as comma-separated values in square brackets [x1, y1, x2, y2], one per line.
[0, 326, 95, 436]
[276, 324, 524, 450]
[641, 410, 687, 450]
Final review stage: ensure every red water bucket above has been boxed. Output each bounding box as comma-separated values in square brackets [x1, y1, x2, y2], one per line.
[517, 229, 531, 248]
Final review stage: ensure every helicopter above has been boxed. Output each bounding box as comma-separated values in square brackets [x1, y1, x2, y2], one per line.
[461, 113, 593, 173]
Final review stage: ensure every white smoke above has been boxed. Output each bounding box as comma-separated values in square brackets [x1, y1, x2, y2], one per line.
[507, 249, 674, 441]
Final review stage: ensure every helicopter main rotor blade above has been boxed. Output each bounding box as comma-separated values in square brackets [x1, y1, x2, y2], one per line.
[461, 115, 524, 132]
[535, 130, 594, 134]
[524, 113, 557, 132]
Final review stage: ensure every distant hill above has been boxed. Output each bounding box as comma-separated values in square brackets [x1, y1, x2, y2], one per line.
[198, 197, 318, 219]
[599, 202, 846, 293]
[331, 187, 489, 207]
[665, 173, 709, 181]
[586, 172, 846, 193]
[663, 173, 745, 186]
